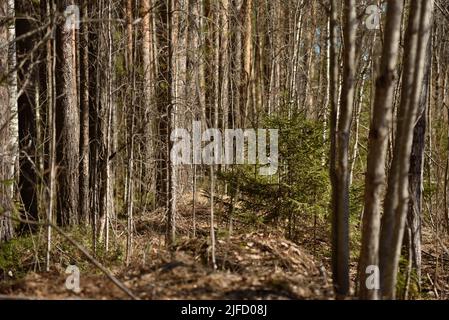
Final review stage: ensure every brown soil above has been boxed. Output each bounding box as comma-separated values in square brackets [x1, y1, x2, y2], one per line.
[0, 195, 334, 300]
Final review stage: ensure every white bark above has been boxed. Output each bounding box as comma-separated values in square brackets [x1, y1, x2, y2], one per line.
[7, 0, 18, 191]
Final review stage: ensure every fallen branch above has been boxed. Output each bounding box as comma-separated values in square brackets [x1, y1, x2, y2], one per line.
[422, 250, 449, 263]
[1, 213, 139, 300]
[426, 273, 439, 299]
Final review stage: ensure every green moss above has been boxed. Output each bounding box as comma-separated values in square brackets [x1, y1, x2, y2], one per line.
[396, 255, 421, 299]
[0, 236, 36, 278]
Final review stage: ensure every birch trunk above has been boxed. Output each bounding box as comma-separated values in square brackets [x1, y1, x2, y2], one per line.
[0, 0, 13, 242]
[7, 0, 18, 197]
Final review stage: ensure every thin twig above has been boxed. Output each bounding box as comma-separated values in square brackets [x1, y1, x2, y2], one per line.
[0, 213, 139, 300]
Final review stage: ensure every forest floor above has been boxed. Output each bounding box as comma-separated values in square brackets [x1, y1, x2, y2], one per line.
[0, 193, 448, 300]
[0, 193, 334, 300]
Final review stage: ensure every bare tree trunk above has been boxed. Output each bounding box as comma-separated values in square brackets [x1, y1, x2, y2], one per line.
[328, 0, 340, 295]
[161, 0, 175, 246]
[141, 0, 156, 208]
[358, 0, 404, 300]
[322, 16, 331, 166]
[379, 0, 434, 299]
[349, 73, 367, 186]
[197, 0, 206, 122]
[242, 0, 252, 128]
[221, 0, 230, 131]
[55, 0, 80, 227]
[0, 0, 13, 243]
[126, 119, 134, 263]
[79, 0, 90, 225]
[445, 70, 449, 233]
[89, 1, 100, 253]
[16, 0, 39, 229]
[210, 165, 217, 269]
[7, 0, 18, 198]
[330, 0, 356, 298]
[233, 0, 243, 128]
[268, 1, 282, 116]
[155, 0, 170, 209]
[126, 0, 135, 264]
[44, 0, 57, 271]
[405, 38, 432, 292]
[103, 0, 115, 251]
[189, 0, 204, 237]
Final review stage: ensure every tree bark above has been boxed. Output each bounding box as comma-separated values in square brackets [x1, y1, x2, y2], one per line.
[328, 0, 340, 295]
[79, 0, 90, 226]
[0, 0, 13, 242]
[242, 0, 252, 127]
[7, 0, 18, 200]
[141, 0, 156, 208]
[358, 0, 404, 300]
[405, 38, 432, 292]
[331, 0, 356, 298]
[379, 0, 434, 299]
[155, 0, 170, 209]
[16, 0, 39, 229]
[126, 0, 135, 264]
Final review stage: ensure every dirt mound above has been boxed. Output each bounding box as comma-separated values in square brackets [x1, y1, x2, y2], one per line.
[0, 193, 334, 300]
[0, 230, 333, 300]
[0, 271, 125, 300]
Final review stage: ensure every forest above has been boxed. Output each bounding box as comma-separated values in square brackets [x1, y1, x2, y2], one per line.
[0, 0, 448, 301]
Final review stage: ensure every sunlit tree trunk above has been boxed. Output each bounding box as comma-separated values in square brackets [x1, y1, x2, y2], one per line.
[79, 0, 90, 225]
[7, 0, 18, 198]
[328, 0, 340, 295]
[0, 0, 14, 242]
[330, 0, 356, 298]
[141, 0, 156, 208]
[232, 0, 243, 128]
[242, 0, 252, 127]
[358, 0, 404, 300]
[126, 0, 135, 264]
[380, 0, 434, 299]
[155, 0, 170, 210]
